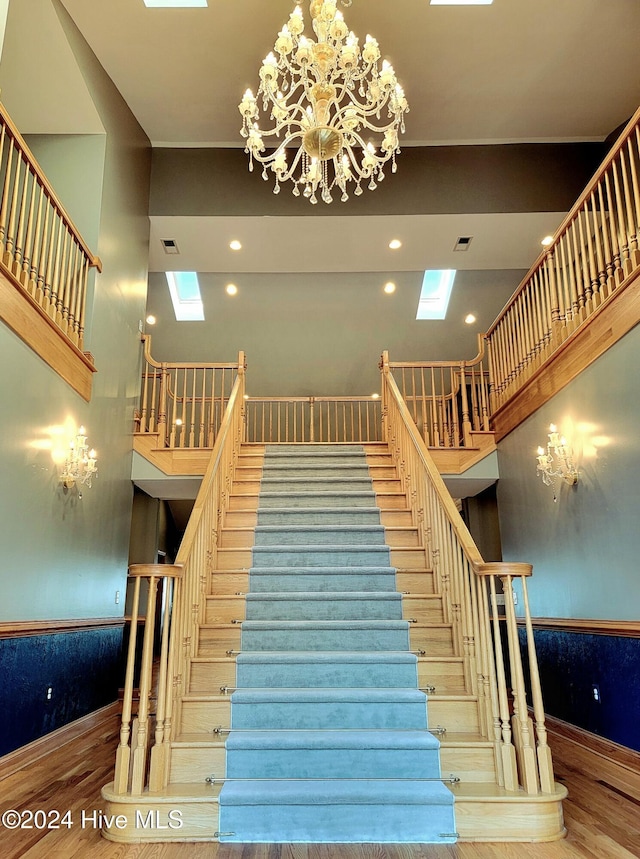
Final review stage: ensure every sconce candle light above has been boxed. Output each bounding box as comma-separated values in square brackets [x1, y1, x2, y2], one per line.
[60, 426, 98, 495]
[536, 423, 578, 501]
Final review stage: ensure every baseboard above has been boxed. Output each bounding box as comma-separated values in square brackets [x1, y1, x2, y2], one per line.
[0, 617, 125, 639]
[545, 713, 640, 801]
[518, 617, 640, 638]
[0, 701, 121, 782]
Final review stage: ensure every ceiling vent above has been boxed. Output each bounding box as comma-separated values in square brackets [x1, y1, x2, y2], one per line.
[161, 238, 180, 254]
[454, 236, 473, 251]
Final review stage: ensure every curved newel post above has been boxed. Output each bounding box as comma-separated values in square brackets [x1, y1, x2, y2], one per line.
[474, 562, 550, 795]
[113, 564, 183, 796]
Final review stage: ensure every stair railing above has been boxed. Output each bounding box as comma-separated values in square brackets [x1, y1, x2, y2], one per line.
[136, 334, 242, 448]
[0, 100, 101, 351]
[381, 351, 555, 795]
[244, 395, 383, 443]
[486, 104, 640, 413]
[113, 357, 246, 795]
[387, 337, 490, 449]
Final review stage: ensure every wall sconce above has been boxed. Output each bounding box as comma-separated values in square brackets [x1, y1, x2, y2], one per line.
[60, 426, 98, 496]
[536, 423, 578, 501]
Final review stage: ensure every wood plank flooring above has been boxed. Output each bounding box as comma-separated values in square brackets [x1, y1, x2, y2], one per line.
[0, 717, 639, 859]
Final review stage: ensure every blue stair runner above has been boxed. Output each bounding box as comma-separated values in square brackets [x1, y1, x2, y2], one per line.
[218, 444, 456, 843]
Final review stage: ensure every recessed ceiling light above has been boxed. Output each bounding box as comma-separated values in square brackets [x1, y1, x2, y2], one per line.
[144, 1, 207, 7]
[146, 314, 157, 325]
[226, 283, 238, 296]
[371, 393, 380, 400]
[464, 313, 477, 325]
[388, 239, 402, 250]
[384, 282, 396, 294]
[541, 235, 554, 247]
[229, 240, 242, 251]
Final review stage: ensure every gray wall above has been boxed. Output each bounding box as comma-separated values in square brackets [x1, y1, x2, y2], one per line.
[496, 326, 640, 620]
[0, 2, 151, 621]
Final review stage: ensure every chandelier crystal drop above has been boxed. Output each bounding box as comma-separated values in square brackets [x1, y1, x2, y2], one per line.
[239, 1, 409, 204]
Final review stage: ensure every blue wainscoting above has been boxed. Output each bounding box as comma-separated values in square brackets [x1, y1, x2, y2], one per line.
[0, 625, 123, 757]
[520, 627, 640, 753]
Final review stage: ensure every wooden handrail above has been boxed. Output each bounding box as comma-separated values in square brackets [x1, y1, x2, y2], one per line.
[381, 351, 556, 795]
[114, 363, 246, 796]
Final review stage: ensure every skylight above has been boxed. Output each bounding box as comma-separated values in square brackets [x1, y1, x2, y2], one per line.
[416, 270, 456, 320]
[144, 0, 207, 7]
[166, 272, 205, 321]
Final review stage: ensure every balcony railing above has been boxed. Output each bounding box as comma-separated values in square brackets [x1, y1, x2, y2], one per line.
[485, 106, 640, 413]
[0, 100, 101, 357]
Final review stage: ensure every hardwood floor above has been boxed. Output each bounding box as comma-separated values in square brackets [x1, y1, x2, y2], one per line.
[1, 718, 639, 859]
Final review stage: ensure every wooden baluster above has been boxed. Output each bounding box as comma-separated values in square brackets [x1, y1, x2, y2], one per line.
[620, 146, 636, 275]
[65, 243, 79, 342]
[597, 179, 615, 298]
[58, 229, 73, 333]
[77, 256, 90, 350]
[140, 360, 150, 434]
[131, 569, 160, 795]
[157, 364, 169, 447]
[612, 159, 630, 275]
[188, 369, 196, 448]
[3, 148, 21, 267]
[0, 138, 15, 254]
[169, 369, 178, 448]
[521, 576, 555, 793]
[149, 569, 183, 791]
[19, 172, 38, 288]
[604, 168, 623, 285]
[502, 570, 539, 794]
[476, 576, 505, 787]
[28, 186, 45, 300]
[199, 368, 207, 448]
[209, 368, 216, 446]
[487, 575, 518, 790]
[578, 207, 597, 316]
[180, 368, 188, 448]
[630, 130, 640, 267]
[12, 163, 31, 277]
[589, 189, 607, 307]
[113, 575, 142, 794]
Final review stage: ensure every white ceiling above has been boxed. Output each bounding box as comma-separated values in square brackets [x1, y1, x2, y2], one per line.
[58, 0, 640, 148]
[1, 0, 639, 403]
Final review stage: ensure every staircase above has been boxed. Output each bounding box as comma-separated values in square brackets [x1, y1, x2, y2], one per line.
[215, 443, 456, 842]
[103, 428, 566, 842]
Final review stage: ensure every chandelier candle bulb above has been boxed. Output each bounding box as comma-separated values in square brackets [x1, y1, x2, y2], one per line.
[239, 0, 409, 203]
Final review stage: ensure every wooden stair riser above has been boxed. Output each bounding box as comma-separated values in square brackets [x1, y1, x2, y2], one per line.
[179, 696, 479, 735]
[440, 745, 497, 783]
[190, 660, 236, 692]
[203, 595, 443, 625]
[218, 526, 419, 549]
[224, 509, 415, 528]
[232, 478, 404, 495]
[181, 700, 231, 733]
[169, 741, 497, 785]
[198, 628, 242, 656]
[210, 572, 249, 595]
[396, 571, 435, 594]
[427, 698, 480, 733]
[418, 659, 466, 694]
[170, 746, 226, 784]
[410, 625, 455, 656]
[229, 491, 408, 511]
[213, 546, 427, 570]
[237, 465, 398, 480]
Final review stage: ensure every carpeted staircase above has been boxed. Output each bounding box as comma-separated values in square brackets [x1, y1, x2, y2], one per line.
[218, 444, 457, 843]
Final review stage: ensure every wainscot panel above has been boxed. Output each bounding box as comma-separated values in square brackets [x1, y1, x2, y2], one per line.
[0, 624, 123, 757]
[519, 626, 640, 753]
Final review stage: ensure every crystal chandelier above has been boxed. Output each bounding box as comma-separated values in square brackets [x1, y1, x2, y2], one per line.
[536, 424, 578, 501]
[60, 426, 98, 494]
[239, 1, 409, 204]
